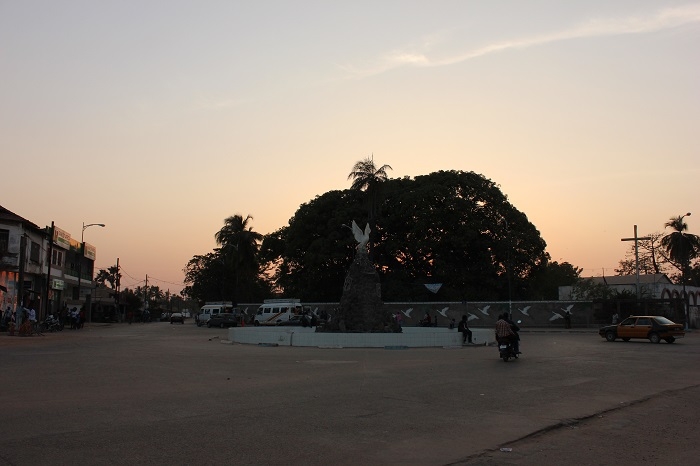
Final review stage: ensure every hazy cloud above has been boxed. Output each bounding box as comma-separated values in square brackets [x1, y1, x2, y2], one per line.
[341, 4, 700, 78]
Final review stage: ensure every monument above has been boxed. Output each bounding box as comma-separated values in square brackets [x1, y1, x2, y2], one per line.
[328, 221, 399, 333]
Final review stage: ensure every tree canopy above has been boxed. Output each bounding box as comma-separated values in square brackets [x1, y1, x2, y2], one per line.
[261, 170, 551, 302]
[661, 215, 700, 282]
[183, 215, 271, 304]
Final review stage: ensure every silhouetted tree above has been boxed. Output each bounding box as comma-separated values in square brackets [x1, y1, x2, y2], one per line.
[661, 215, 700, 284]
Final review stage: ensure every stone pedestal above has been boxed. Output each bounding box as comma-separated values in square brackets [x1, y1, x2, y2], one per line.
[334, 252, 397, 332]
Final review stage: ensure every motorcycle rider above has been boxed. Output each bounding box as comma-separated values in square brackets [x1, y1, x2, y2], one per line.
[504, 313, 521, 354]
[495, 314, 516, 350]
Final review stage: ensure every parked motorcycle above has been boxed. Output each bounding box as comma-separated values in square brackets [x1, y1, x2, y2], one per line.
[40, 315, 63, 332]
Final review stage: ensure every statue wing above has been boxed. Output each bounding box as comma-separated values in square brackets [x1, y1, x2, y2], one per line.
[351, 220, 364, 243]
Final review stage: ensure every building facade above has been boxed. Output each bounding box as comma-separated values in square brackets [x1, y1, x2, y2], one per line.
[0, 205, 100, 320]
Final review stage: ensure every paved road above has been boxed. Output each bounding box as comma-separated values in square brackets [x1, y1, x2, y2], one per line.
[1, 323, 698, 465]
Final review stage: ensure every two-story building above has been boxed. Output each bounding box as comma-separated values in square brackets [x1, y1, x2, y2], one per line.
[0, 206, 49, 317]
[0, 205, 101, 321]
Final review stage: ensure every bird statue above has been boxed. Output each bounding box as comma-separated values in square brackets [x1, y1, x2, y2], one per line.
[351, 220, 371, 253]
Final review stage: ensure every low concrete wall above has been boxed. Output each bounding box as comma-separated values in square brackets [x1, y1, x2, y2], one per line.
[228, 326, 495, 348]
[236, 301, 596, 328]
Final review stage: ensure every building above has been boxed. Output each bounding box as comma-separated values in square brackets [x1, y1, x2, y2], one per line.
[559, 273, 698, 302]
[559, 273, 699, 326]
[0, 206, 49, 316]
[0, 205, 101, 320]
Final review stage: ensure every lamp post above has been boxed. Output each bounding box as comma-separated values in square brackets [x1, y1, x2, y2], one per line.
[501, 217, 512, 320]
[679, 213, 691, 329]
[77, 222, 105, 322]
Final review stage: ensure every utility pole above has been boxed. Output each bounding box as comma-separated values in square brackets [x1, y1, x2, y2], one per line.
[18, 234, 27, 311]
[621, 225, 652, 300]
[44, 222, 55, 319]
[115, 257, 120, 321]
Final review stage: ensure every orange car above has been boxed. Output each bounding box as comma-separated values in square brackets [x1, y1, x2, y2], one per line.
[599, 315, 685, 344]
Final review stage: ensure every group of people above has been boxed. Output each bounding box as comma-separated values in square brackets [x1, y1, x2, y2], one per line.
[0, 304, 38, 334]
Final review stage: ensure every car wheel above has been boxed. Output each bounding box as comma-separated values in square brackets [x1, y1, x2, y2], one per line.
[254, 321, 260, 326]
[207, 322, 212, 328]
[665, 337, 675, 344]
[605, 331, 616, 342]
[649, 332, 661, 344]
[622, 338, 630, 342]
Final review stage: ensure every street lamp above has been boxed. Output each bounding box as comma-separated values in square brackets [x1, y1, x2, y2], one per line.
[679, 213, 691, 329]
[501, 217, 512, 320]
[77, 222, 105, 322]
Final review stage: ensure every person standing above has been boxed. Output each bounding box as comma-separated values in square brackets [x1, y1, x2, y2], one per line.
[27, 304, 38, 334]
[564, 310, 571, 329]
[458, 315, 472, 344]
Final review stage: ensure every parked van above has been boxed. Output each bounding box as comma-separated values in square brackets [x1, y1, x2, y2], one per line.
[196, 302, 236, 327]
[254, 299, 311, 326]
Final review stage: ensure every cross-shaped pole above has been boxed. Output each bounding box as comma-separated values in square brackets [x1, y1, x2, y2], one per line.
[621, 225, 652, 299]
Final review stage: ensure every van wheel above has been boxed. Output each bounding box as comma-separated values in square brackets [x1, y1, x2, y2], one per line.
[254, 321, 259, 326]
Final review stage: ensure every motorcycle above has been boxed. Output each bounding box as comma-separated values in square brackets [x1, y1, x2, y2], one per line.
[498, 319, 521, 362]
[498, 338, 518, 362]
[40, 315, 63, 332]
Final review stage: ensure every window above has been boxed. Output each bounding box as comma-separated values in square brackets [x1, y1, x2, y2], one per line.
[52, 249, 63, 267]
[0, 229, 8, 253]
[637, 318, 651, 326]
[30, 241, 40, 263]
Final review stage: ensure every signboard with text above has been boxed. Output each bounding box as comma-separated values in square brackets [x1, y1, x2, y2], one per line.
[53, 226, 71, 249]
[84, 243, 96, 261]
[51, 279, 65, 290]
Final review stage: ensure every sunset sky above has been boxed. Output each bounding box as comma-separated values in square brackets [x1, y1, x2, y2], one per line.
[2, 1, 698, 295]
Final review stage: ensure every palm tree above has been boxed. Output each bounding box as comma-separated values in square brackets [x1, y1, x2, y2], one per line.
[347, 155, 392, 259]
[215, 214, 263, 304]
[660, 214, 700, 282]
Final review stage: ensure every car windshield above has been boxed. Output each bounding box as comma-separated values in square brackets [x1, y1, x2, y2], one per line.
[653, 316, 675, 325]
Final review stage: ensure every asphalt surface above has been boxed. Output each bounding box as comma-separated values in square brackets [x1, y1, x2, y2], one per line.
[2, 323, 699, 465]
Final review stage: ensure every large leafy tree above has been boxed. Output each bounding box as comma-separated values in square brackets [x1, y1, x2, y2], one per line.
[266, 170, 550, 302]
[261, 190, 365, 301]
[215, 214, 264, 304]
[660, 214, 700, 285]
[182, 252, 227, 302]
[526, 261, 582, 300]
[347, 156, 392, 259]
[377, 170, 548, 301]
